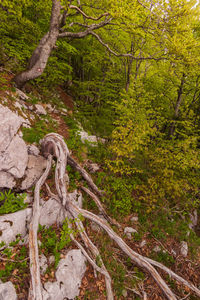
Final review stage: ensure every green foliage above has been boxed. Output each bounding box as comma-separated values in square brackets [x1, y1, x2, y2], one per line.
[0, 190, 27, 215]
[22, 116, 57, 144]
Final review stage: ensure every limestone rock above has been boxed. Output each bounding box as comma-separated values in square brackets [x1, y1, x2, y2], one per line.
[27, 144, 40, 156]
[35, 104, 47, 115]
[45, 103, 54, 113]
[0, 135, 28, 178]
[21, 155, 47, 190]
[78, 128, 105, 145]
[0, 208, 32, 245]
[124, 227, 137, 239]
[130, 216, 138, 223]
[42, 282, 63, 300]
[15, 88, 29, 101]
[39, 254, 48, 275]
[180, 241, 188, 257]
[0, 172, 16, 189]
[39, 199, 65, 227]
[153, 245, 161, 253]
[55, 249, 86, 299]
[68, 190, 83, 208]
[0, 104, 23, 152]
[0, 281, 17, 300]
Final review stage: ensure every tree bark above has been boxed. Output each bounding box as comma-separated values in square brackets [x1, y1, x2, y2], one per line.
[13, 0, 61, 89]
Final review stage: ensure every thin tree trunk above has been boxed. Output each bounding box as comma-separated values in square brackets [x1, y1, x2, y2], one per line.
[169, 73, 186, 137]
[13, 0, 61, 89]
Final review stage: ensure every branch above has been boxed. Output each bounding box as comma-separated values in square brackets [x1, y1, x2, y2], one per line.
[90, 31, 165, 61]
[69, 5, 109, 20]
[58, 18, 112, 38]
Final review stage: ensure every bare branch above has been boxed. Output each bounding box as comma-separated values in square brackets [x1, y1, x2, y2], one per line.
[90, 31, 165, 61]
[69, 4, 109, 20]
[58, 18, 112, 38]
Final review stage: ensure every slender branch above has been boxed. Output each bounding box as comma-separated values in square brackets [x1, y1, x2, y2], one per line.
[58, 18, 112, 38]
[69, 5, 109, 20]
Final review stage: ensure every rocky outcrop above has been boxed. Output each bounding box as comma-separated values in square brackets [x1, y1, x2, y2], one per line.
[42, 250, 86, 300]
[0, 281, 17, 300]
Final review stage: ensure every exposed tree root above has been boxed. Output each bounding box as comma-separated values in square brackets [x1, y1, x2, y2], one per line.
[28, 133, 200, 300]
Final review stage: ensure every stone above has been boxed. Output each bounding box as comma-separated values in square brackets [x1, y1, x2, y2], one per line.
[0, 208, 32, 245]
[15, 88, 29, 101]
[122, 289, 128, 298]
[35, 104, 47, 115]
[189, 210, 198, 230]
[55, 249, 86, 299]
[139, 240, 147, 248]
[124, 227, 137, 239]
[42, 282, 63, 300]
[153, 245, 161, 253]
[0, 104, 23, 152]
[87, 162, 100, 173]
[39, 254, 48, 275]
[39, 199, 65, 227]
[0, 281, 17, 300]
[0, 172, 16, 189]
[180, 241, 188, 257]
[27, 144, 40, 156]
[49, 255, 55, 265]
[68, 190, 83, 208]
[0, 135, 28, 179]
[130, 216, 138, 223]
[21, 155, 47, 190]
[78, 128, 105, 145]
[45, 103, 54, 113]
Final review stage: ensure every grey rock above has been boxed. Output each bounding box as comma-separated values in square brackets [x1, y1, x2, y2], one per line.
[0, 135, 28, 178]
[78, 128, 105, 145]
[27, 144, 40, 156]
[49, 255, 55, 265]
[0, 208, 32, 245]
[39, 199, 65, 227]
[189, 210, 198, 230]
[68, 190, 82, 208]
[15, 88, 29, 101]
[130, 216, 138, 223]
[0, 172, 16, 189]
[46, 103, 54, 113]
[139, 240, 147, 248]
[35, 104, 47, 115]
[180, 241, 188, 257]
[21, 155, 47, 190]
[0, 281, 17, 300]
[124, 227, 137, 239]
[122, 289, 128, 298]
[13, 101, 23, 110]
[39, 254, 48, 275]
[42, 282, 63, 300]
[0, 104, 23, 152]
[55, 249, 86, 299]
[153, 245, 161, 253]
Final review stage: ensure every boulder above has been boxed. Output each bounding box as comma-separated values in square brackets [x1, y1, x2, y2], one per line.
[55, 249, 86, 299]
[15, 88, 29, 101]
[0, 135, 28, 179]
[0, 172, 16, 189]
[21, 155, 47, 190]
[0, 208, 32, 245]
[0, 281, 17, 300]
[0, 104, 23, 152]
[39, 198, 65, 227]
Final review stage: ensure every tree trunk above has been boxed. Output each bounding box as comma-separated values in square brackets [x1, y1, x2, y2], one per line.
[13, 0, 61, 89]
[169, 73, 186, 137]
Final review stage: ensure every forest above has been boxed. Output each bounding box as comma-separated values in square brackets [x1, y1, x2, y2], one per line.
[0, 0, 200, 299]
